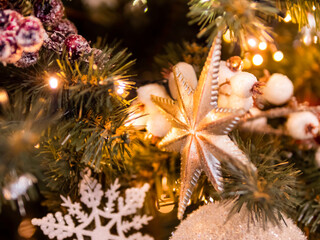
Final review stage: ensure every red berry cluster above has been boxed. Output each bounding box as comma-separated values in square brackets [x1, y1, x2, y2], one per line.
[34, 0, 91, 60]
[0, 9, 45, 66]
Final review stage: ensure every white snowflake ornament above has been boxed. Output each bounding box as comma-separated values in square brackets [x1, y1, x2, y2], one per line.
[32, 171, 153, 240]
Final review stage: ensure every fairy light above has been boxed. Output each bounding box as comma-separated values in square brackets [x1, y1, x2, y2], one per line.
[303, 34, 312, 46]
[273, 51, 284, 62]
[314, 36, 318, 44]
[117, 88, 124, 95]
[223, 29, 232, 43]
[248, 38, 257, 48]
[284, 12, 292, 22]
[115, 80, 128, 96]
[48, 76, 58, 89]
[258, 42, 267, 50]
[0, 89, 9, 103]
[252, 54, 263, 66]
[313, 5, 316, 11]
[34, 143, 40, 149]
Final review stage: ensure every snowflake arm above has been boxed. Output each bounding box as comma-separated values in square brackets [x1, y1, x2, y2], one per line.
[32, 171, 154, 240]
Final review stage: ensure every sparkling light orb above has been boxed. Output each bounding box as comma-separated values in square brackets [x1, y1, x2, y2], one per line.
[258, 42, 267, 50]
[273, 51, 284, 62]
[49, 77, 58, 89]
[223, 30, 232, 43]
[248, 38, 257, 48]
[0, 88, 9, 104]
[252, 54, 263, 66]
[284, 12, 292, 22]
[171, 202, 306, 240]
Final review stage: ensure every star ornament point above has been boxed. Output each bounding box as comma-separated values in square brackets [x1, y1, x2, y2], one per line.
[152, 32, 255, 220]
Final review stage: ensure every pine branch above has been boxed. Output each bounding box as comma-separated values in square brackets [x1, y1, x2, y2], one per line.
[188, 0, 278, 48]
[221, 132, 300, 227]
[277, 0, 320, 31]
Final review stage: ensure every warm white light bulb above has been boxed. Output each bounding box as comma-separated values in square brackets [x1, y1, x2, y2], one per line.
[252, 54, 263, 66]
[0, 89, 9, 103]
[273, 51, 284, 62]
[117, 88, 124, 95]
[223, 30, 232, 43]
[49, 77, 58, 89]
[284, 12, 292, 22]
[258, 42, 267, 50]
[248, 38, 257, 48]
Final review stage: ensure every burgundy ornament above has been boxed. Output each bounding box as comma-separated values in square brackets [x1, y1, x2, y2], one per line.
[14, 51, 39, 68]
[64, 34, 91, 60]
[16, 16, 45, 52]
[4, 34, 22, 63]
[53, 19, 77, 36]
[34, 0, 65, 26]
[0, 9, 23, 33]
[0, 37, 11, 61]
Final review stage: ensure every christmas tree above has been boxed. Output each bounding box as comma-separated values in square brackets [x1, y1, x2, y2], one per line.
[1, 0, 320, 239]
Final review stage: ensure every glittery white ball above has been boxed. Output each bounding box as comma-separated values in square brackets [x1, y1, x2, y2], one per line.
[137, 83, 169, 113]
[263, 73, 294, 105]
[230, 72, 257, 98]
[171, 203, 306, 240]
[168, 62, 198, 100]
[286, 111, 319, 140]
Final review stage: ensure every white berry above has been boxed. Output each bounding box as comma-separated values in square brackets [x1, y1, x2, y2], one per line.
[218, 61, 239, 85]
[230, 72, 257, 98]
[263, 73, 294, 105]
[228, 95, 254, 111]
[218, 94, 229, 108]
[137, 83, 169, 113]
[146, 113, 171, 137]
[286, 111, 319, 140]
[168, 62, 198, 100]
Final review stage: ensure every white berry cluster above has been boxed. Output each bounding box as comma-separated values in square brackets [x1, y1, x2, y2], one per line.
[217, 61, 257, 111]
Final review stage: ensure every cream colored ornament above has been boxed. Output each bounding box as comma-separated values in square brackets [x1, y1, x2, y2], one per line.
[263, 73, 294, 105]
[152, 32, 256, 219]
[146, 113, 172, 137]
[168, 62, 198, 100]
[137, 83, 169, 113]
[229, 72, 257, 98]
[135, 84, 172, 136]
[228, 94, 254, 111]
[219, 61, 239, 85]
[286, 111, 319, 140]
[170, 202, 306, 240]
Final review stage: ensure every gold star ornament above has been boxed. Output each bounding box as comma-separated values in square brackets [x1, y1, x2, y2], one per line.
[152, 32, 256, 219]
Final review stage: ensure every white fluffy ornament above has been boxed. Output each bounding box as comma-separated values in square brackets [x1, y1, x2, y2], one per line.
[230, 72, 257, 98]
[137, 83, 169, 113]
[146, 113, 172, 137]
[263, 73, 294, 105]
[219, 60, 239, 85]
[171, 202, 306, 240]
[286, 111, 319, 140]
[135, 84, 172, 136]
[168, 62, 198, 100]
[218, 94, 253, 111]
